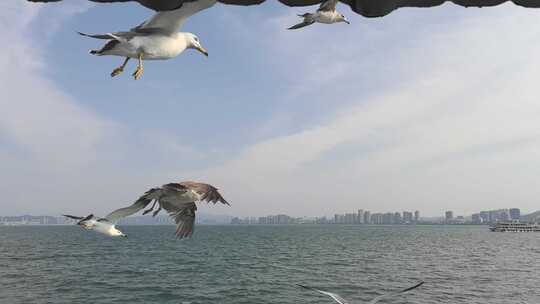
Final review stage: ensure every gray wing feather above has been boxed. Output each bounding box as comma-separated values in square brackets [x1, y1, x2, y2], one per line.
[105, 188, 162, 223]
[318, 0, 338, 11]
[161, 201, 197, 239]
[368, 281, 424, 304]
[288, 20, 314, 30]
[179, 182, 230, 205]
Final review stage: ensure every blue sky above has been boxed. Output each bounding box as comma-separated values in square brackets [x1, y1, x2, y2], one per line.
[2, 0, 540, 217]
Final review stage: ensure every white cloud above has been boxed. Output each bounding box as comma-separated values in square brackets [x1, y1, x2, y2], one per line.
[190, 5, 540, 217]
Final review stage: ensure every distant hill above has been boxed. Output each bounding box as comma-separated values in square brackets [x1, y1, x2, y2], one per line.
[521, 211, 540, 222]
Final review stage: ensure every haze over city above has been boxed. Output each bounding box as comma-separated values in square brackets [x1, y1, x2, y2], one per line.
[2, 1, 540, 218]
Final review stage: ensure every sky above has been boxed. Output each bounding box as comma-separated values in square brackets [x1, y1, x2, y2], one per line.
[1, 0, 540, 218]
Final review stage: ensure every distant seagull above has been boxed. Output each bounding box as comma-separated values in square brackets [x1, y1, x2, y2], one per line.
[27, 0, 185, 11]
[118, 181, 230, 238]
[297, 281, 424, 304]
[288, 0, 349, 30]
[77, 0, 215, 80]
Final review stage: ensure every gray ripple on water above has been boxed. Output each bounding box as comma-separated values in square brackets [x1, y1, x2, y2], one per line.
[0, 225, 539, 304]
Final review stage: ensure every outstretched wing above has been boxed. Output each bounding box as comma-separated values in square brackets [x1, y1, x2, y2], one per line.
[134, 0, 217, 35]
[318, 0, 338, 12]
[105, 188, 162, 223]
[297, 284, 349, 304]
[160, 201, 197, 239]
[288, 20, 314, 30]
[179, 181, 230, 205]
[368, 281, 424, 304]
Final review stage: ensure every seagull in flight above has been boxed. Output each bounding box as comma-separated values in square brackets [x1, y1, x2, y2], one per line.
[76, 0, 215, 80]
[63, 211, 133, 238]
[288, 0, 349, 30]
[118, 181, 230, 238]
[297, 281, 424, 304]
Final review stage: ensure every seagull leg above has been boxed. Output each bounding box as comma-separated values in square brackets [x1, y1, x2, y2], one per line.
[111, 57, 130, 78]
[132, 53, 144, 80]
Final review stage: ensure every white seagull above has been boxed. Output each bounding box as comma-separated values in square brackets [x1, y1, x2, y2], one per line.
[118, 181, 230, 239]
[63, 212, 131, 238]
[78, 0, 216, 80]
[297, 281, 424, 304]
[288, 0, 349, 30]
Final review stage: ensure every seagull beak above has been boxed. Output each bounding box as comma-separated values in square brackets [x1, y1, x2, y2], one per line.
[197, 46, 208, 57]
[344, 19, 350, 24]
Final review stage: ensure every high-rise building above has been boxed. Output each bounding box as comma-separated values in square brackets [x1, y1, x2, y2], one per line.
[403, 211, 413, 224]
[479, 211, 489, 223]
[471, 213, 482, 224]
[509, 208, 521, 220]
[364, 211, 371, 224]
[414, 210, 420, 223]
[445, 211, 453, 223]
[393, 212, 402, 224]
[382, 213, 393, 224]
[357, 209, 364, 224]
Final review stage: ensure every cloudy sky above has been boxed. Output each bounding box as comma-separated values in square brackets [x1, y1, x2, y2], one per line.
[1, 0, 540, 218]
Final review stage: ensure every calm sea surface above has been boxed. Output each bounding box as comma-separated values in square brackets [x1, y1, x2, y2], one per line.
[1, 225, 539, 304]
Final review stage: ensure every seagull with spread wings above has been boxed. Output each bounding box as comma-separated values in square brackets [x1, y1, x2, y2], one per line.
[120, 181, 229, 239]
[63, 196, 161, 237]
[63, 181, 229, 239]
[297, 281, 424, 304]
[76, 0, 215, 79]
[288, 0, 349, 30]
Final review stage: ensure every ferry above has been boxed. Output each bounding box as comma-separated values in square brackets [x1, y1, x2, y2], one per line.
[489, 221, 540, 232]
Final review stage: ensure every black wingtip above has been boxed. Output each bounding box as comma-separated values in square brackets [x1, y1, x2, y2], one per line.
[402, 281, 424, 292]
[297, 284, 310, 289]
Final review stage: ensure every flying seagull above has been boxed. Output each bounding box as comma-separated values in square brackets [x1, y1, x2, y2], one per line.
[63, 210, 135, 237]
[117, 181, 229, 238]
[297, 281, 424, 304]
[78, 0, 215, 80]
[288, 0, 349, 30]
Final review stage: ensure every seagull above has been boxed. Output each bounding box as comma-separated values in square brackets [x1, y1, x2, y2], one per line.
[62, 211, 133, 238]
[77, 0, 215, 80]
[117, 181, 230, 238]
[297, 281, 424, 304]
[27, 0, 185, 11]
[288, 0, 349, 30]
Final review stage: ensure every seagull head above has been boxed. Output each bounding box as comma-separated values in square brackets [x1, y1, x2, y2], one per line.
[110, 227, 127, 238]
[186, 34, 208, 57]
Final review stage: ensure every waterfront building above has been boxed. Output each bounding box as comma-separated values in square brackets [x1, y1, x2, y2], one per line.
[509, 208, 521, 220]
[364, 211, 371, 224]
[445, 211, 453, 223]
[357, 209, 364, 224]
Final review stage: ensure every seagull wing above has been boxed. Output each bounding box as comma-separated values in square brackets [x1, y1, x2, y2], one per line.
[288, 20, 314, 30]
[160, 200, 197, 239]
[318, 0, 338, 12]
[368, 281, 424, 304]
[134, 0, 217, 35]
[179, 181, 230, 205]
[104, 188, 162, 224]
[297, 284, 350, 304]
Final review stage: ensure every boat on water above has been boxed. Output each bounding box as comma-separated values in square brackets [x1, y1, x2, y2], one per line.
[489, 221, 540, 232]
